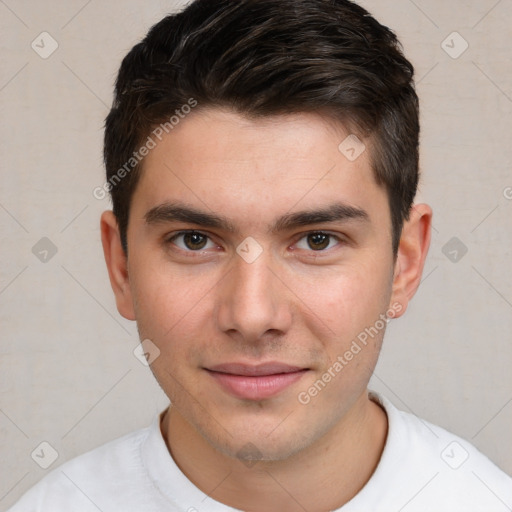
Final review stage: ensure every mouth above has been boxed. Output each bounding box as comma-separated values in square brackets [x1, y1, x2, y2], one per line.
[204, 362, 310, 401]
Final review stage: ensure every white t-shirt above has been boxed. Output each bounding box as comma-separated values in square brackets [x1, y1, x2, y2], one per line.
[8, 392, 512, 512]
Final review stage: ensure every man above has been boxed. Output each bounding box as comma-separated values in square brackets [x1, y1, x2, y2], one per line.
[9, 0, 512, 510]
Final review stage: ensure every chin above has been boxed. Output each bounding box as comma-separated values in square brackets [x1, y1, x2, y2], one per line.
[218, 435, 309, 463]
[198, 415, 319, 463]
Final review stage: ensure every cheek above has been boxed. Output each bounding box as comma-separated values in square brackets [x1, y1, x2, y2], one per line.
[130, 258, 204, 331]
[131, 271, 208, 401]
[292, 262, 392, 345]
[130, 264, 218, 369]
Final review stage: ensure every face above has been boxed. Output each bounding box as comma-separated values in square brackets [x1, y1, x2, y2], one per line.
[106, 108, 416, 461]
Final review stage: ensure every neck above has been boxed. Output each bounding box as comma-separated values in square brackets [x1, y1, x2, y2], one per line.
[161, 391, 387, 512]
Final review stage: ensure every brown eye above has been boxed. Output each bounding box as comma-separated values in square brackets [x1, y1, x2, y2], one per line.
[294, 231, 342, 252]
[183, 232, 208, 250]
[307, 233, 330, 250]
[169, 231, 213, 251]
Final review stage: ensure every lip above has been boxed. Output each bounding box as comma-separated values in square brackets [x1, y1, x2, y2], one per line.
[205, 362, 309, 400]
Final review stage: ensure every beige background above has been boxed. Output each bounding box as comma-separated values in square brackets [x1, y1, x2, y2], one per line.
[1, 0, 511, 509]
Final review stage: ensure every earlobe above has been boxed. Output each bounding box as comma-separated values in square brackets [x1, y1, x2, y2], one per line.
[389, 203, 432, 318]
[100, 211, 136, 321]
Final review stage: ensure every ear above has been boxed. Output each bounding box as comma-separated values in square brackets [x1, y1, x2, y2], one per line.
[100, 210, 136, 321]
[389, 203, 432, 318]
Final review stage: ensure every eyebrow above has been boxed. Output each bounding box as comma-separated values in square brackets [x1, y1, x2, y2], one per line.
[144, 201, 369, 234]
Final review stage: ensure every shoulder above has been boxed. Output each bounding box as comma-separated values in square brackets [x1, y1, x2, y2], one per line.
[357, 392, 512, 511]
[7, 426, 158, 512]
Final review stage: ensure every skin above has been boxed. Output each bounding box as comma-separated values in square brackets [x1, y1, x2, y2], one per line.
[101, 108, 432, 512]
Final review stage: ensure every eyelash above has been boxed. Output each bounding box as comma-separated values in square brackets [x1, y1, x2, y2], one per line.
[165, 230, 344, 256]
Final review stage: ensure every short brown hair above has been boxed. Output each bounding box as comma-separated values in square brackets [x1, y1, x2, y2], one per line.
[104, 0, 419, 255]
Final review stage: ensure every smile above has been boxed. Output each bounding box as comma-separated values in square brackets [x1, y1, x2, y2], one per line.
[204, 362, 309, 401]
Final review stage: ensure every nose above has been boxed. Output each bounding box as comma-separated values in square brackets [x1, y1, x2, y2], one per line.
[215, 248, 293, 344]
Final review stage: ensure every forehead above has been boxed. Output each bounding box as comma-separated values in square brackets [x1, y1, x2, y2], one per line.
[131, 108, 387, 228]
